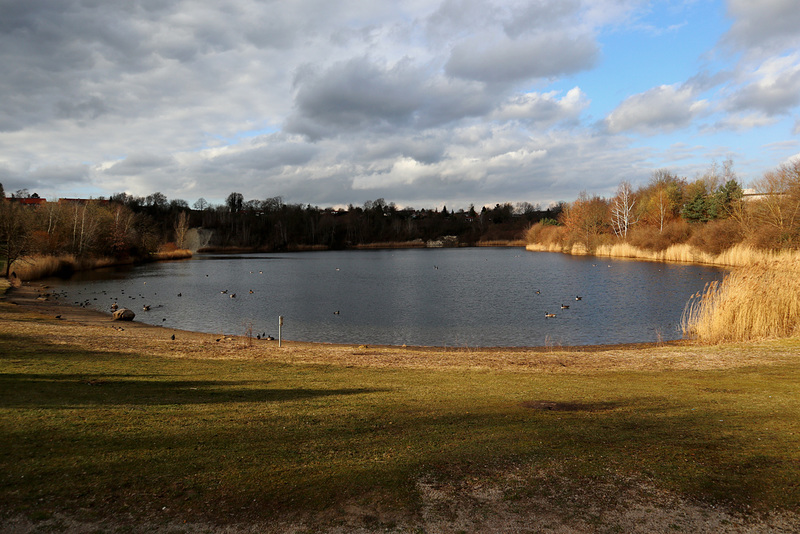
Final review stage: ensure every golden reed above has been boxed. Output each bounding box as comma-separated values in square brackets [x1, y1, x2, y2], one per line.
[11, 250, 192, 281]
[682, 255, 800, 343]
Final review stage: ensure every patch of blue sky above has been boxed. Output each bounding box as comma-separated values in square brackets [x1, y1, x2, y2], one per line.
[549, 0, 731, 120]
[199, 125, 280, 151]
[626, 119, 792, 183]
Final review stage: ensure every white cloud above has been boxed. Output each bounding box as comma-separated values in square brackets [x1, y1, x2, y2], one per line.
[491, 87, 589, 124]
[605, 84, 707, 134]
[723, 0, 800, 54]
[726, 53, 800, 116]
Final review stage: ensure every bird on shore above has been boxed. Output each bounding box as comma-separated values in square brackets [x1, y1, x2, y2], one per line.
[143, 305, 151, 311]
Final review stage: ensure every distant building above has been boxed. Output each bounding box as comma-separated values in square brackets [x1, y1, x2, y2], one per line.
[5, 197, 47, 206]
[57, 198, 110, 205]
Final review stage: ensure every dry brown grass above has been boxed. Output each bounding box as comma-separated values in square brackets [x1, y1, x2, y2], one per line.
[11, 251, 191, 282]
[151, 248, 192, 260]
[8, 254, 97, 281]
[475, 239, 527, 247]
[583, 242, 799, 268]
[683, 255, 800, 343]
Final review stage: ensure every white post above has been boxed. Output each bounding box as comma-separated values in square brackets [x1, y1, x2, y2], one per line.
[278, 316, 283, 347]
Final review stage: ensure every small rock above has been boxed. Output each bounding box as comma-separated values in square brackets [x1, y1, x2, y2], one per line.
[112, 308, 136, 321]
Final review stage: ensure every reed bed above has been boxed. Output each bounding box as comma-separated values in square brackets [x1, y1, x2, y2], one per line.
[10, 250, 191, 281]
[151, 248, 193, 260]
[682, 256, 800, 343]
[584, 242, 796, 268]
[10, 254, 82, 281]
[525, 242, 564, 253]
[475, 239, 527, 247]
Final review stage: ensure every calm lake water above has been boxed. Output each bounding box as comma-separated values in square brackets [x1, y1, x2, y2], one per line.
[51, 248, 725, 347]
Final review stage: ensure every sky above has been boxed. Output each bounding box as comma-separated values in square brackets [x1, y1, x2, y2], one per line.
[1, 0, 799, 210]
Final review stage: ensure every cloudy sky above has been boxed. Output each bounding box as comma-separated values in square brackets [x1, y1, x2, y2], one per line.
[2, 0, 799, 209]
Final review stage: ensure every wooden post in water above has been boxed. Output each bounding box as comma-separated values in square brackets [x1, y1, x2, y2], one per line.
[278, 316, 283, 347]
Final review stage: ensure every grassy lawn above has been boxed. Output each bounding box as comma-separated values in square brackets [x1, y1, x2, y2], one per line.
[1, 300, 799, 531]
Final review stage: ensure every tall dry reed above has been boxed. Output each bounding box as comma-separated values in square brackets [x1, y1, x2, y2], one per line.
[10, 255, 78, 281]
[682, 255, 800, 343]
[590, 242, 792, 268]
[151, 249, 193, 260]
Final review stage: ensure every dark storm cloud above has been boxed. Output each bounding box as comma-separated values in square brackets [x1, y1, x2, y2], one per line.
[285, 56, 494, 139]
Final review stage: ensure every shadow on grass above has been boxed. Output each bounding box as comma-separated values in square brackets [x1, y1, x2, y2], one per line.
[0, 373, 383, 407]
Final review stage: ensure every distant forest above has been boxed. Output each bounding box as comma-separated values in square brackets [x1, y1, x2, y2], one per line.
[1, 182, 557, 276]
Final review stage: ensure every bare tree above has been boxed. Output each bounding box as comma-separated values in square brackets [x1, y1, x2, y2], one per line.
[0, 201, 32, 277]
[610, 181, 638, 238]
[174, 211, 190, 249]
[750, 160, 800, 246]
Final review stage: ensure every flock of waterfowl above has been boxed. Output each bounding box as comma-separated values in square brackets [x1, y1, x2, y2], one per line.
[543, 294, 583, 319]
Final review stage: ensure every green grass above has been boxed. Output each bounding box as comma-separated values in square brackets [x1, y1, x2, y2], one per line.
[1, 330, 799, 528]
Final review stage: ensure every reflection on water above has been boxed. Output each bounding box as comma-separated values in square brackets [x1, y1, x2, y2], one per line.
[52, 248, 725, 347]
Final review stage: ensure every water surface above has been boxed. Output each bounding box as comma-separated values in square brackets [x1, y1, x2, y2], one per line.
[53, 248, 724, 347]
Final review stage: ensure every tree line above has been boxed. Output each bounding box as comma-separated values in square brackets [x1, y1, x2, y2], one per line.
[527, 159, 800, 254]
[1, 185, 561, 277]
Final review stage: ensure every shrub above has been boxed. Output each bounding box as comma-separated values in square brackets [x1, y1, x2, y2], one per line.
[688, 219, 743, 255]
[627, 220, 691, 252]
[524, 222, 565, 247]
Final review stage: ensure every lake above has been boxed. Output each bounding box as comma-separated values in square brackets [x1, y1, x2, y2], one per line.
[52, 248, 725, 347]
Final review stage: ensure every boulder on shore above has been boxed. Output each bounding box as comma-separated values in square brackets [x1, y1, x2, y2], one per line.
[112, 308, 135, 321]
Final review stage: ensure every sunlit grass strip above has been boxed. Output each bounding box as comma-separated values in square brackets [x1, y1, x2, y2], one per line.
[682, 257, 800, 343]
